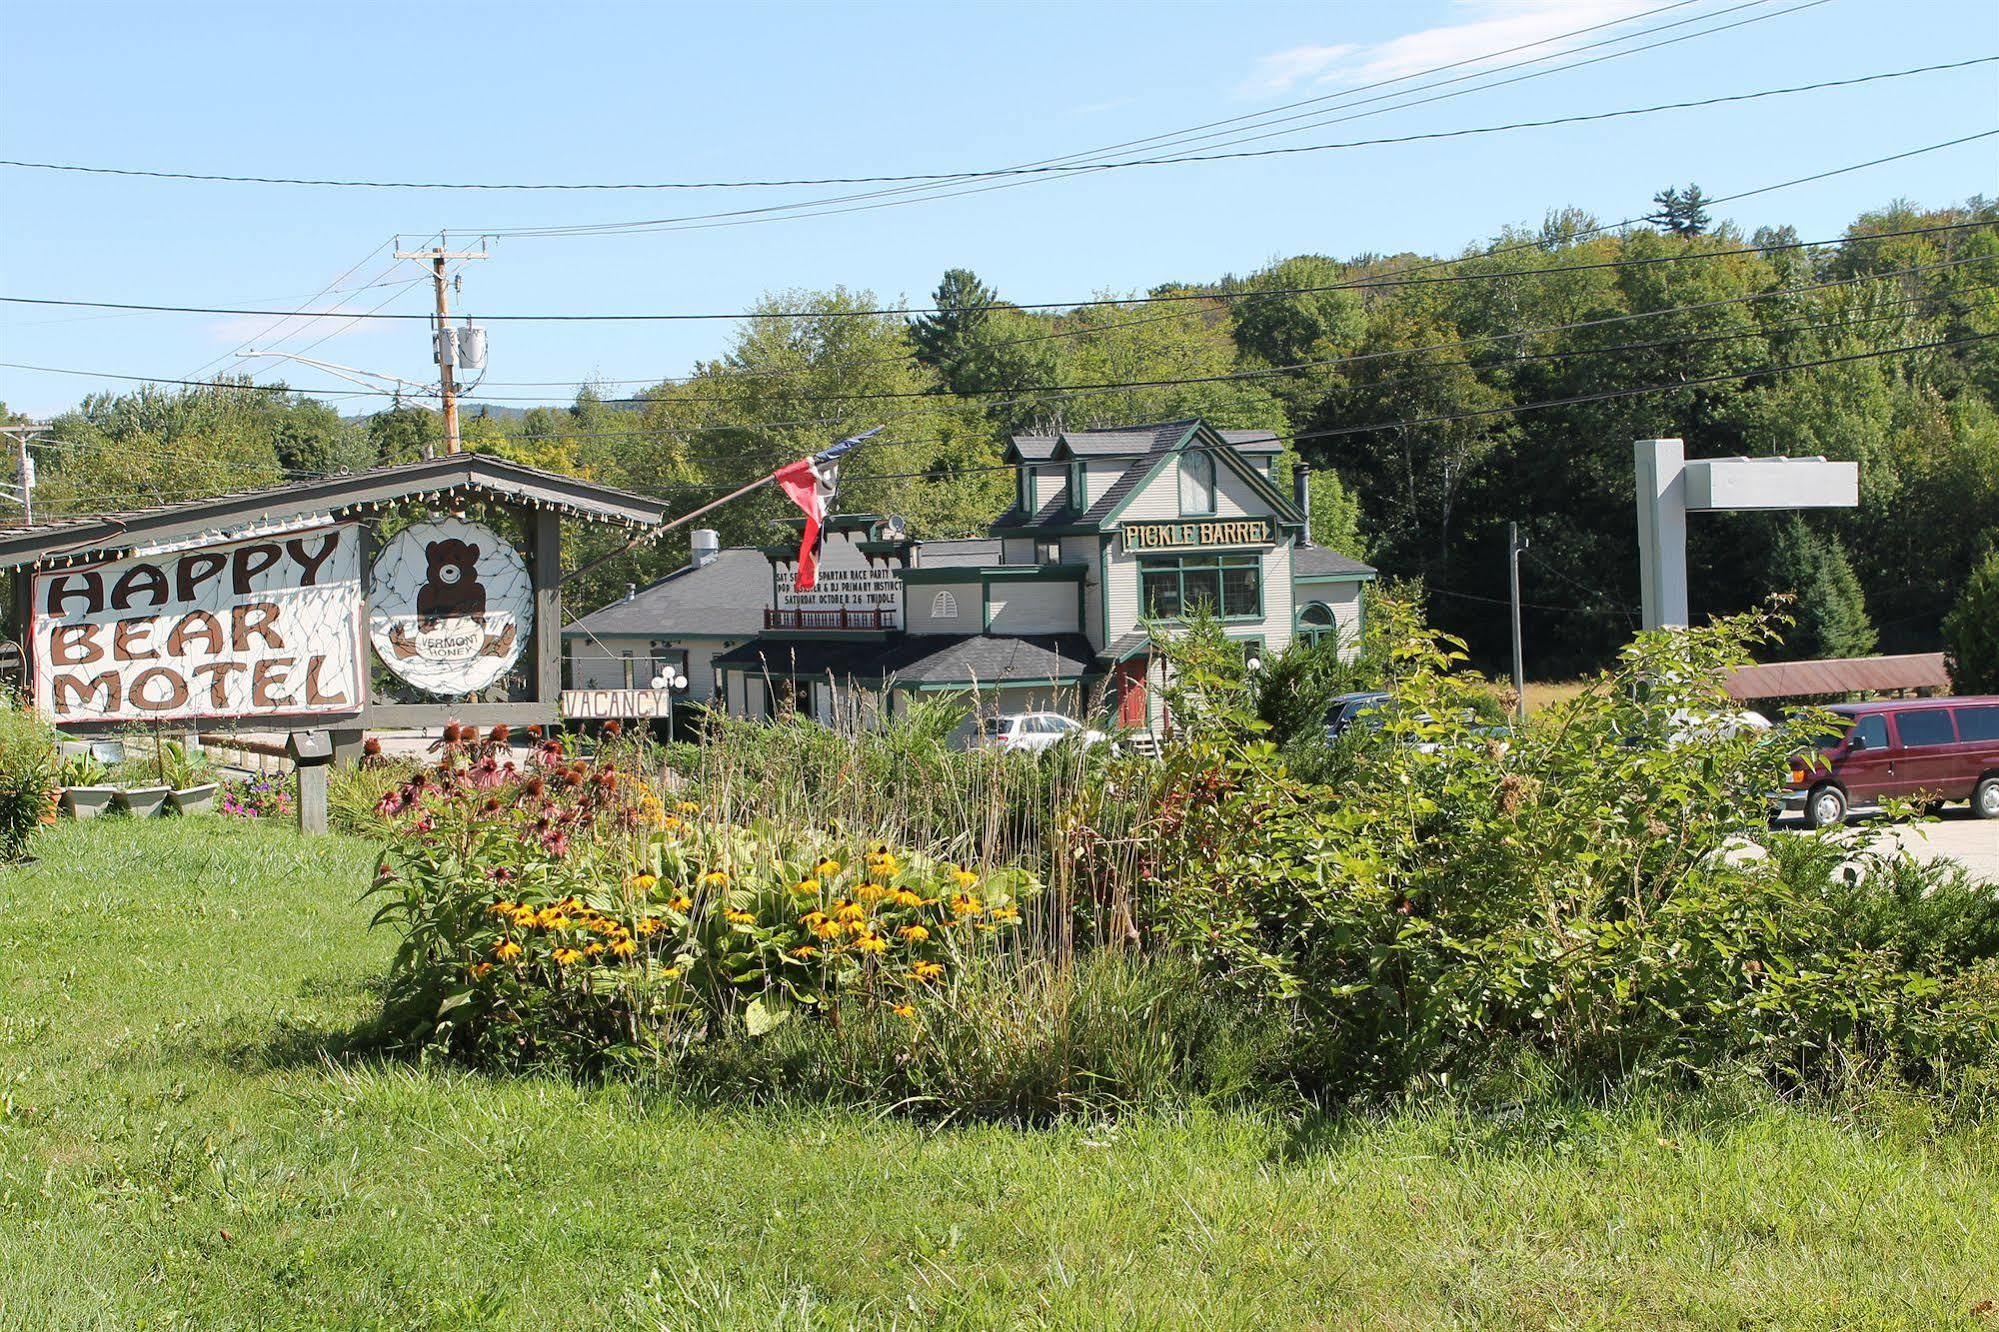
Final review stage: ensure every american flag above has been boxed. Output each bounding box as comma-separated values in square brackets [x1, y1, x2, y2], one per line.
[774, 426, 882, 591]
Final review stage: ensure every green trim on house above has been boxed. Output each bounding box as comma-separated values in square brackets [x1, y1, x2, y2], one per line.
[1098, 423, 1306, 530]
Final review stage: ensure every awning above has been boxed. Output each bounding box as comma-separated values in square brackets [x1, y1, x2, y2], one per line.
[1724, 653, 1950, 701]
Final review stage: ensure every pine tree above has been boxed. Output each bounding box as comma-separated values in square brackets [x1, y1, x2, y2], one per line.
[1646, 183, 1712, 237]
[907, 269, 997, 378]
[1768, 517, 1877, 660]
[1943, 542, 1999, 692]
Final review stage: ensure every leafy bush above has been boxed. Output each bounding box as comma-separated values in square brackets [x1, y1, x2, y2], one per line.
[0, 702, 60, 861]
[55, 751, 109, 787]
[1145, 598, 1999, 1096]
[367, 731, 1035, 1073]
[328, 756, 419, 837]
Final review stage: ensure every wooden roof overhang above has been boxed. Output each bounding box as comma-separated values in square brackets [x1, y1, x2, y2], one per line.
[0, 453, 670, 571]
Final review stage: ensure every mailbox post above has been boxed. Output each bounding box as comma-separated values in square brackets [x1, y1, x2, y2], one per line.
[288, 730, 335, 835]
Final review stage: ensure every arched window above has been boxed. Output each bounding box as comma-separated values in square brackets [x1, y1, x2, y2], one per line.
[1180, 450, 1216, 515]
[931, 590, 960, 620]
[1297, 601, 1336, 647]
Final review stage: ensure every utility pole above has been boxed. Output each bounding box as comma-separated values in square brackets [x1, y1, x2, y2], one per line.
[394, 243, 488, 456]
[0, 424, 43, 526]
[1508, 522, 1529, 723]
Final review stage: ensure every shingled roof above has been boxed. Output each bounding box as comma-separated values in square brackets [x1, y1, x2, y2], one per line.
[993, 419, 1302, 533]
[713, 632, 1097, 686]
[564, 548, 771, 638]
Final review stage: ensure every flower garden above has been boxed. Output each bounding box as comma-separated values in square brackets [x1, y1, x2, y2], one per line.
[4, 601, 1999, 1325]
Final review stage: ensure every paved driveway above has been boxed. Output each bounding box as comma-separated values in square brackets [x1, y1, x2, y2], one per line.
[1775, 807, 1998, 881]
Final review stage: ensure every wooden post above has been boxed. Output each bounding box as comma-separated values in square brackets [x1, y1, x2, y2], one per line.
[287, 730, 333, 835]
[531, 508, 562, 706]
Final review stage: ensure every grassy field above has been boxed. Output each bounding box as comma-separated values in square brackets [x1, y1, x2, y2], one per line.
[2, 819, 1996, 1331]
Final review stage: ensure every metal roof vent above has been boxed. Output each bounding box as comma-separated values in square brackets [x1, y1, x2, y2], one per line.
[691, 528, 721, 568]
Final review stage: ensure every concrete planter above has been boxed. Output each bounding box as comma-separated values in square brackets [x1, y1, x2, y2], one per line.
[168, 783, 220, 816]
[61, 786, 119, 819]
[116, 786, 172, 819]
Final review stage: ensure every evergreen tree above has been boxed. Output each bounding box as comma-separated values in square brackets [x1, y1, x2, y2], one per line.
[1646, 184, 1712, 237]
[1768, 517, 1877, 660]
[1942, 542, 1999, 692]
[907, 269, 998, 379]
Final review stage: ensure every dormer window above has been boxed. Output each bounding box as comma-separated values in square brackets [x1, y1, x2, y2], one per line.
[1180, 450, 1217, 516]
[1020, 467, 1036, 514]
[1069, 461, 1085, 512]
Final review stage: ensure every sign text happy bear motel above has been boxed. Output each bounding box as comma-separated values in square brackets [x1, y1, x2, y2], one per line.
[32, 525, 362, 725]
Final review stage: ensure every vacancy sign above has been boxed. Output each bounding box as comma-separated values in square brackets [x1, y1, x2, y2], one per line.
[33, 525, 364, 724]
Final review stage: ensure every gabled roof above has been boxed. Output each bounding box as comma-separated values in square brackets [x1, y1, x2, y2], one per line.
[995, 419, 1299, 534]
[713, 632, 1098, 686]
[564, 548, 771, 638]
[0, 452, 672, 570]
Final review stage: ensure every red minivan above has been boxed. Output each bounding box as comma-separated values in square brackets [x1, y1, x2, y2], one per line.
[1784, 696, 1999, 827]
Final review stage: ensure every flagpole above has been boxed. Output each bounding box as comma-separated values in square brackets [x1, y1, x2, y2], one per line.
[557, 471, 777, 590]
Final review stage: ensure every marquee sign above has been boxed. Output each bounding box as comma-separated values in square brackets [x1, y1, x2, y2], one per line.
[367, 518, 533, 696]
[775, 565, 903, 628]
[32, 525, 363, 725]
[1121, 517, 1277, 553]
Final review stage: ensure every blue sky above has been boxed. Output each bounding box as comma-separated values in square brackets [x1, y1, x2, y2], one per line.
[2, 0, 1994, 419]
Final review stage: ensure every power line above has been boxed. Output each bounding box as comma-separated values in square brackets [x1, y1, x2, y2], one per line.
[457, 131, 1999, 392]
[1, 3, 1803, 194]
[8, 250, 1987, 435]
[17, 334, 1989, 527]
[7, 218, 1987, 326]
[468, 0, 1836, 238]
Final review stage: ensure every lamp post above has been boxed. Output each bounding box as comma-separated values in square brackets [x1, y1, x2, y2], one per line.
[651, 669, 690, 743]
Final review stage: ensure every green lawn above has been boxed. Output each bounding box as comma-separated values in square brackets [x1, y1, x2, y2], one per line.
[2, 819, 1995, 1331]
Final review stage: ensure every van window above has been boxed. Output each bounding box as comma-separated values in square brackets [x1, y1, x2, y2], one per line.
[1844, 714, 1889, 751]
[1894, 709, 1956, 748]
[1956, 705, 1999, 742]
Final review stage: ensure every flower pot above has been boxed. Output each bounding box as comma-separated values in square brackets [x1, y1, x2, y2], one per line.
[61, 785, 119, 819]
[116, 786, 172, 819]
[168, 783, 219, 816]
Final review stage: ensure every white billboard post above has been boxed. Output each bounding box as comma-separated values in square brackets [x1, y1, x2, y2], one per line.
[1633, 438, 1859, 630]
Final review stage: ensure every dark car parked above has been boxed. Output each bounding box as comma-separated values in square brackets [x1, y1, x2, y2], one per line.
[1324, 691, 1391, 740]
[1783, 696, 1999, 827]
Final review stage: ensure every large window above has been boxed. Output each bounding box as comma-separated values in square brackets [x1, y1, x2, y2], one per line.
[1955, 705, 1999, 742]
[1179, 451, 1217, 515]
[1895, 709, 1956, 747]
[1141, 554, 1262, 619]
[1297, 601, 1337, 647]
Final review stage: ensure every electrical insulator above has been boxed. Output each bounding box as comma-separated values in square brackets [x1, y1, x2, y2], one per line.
[456, 325, 487, 371]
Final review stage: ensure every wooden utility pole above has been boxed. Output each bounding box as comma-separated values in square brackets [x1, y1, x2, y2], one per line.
[394, 245, 487, 456]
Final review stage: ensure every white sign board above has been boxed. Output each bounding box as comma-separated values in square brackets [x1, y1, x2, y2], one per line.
[368, 518, 533, 697]
[561, 687, 676, 720]
[33, 524, 363, 725]
[775, 566, 901, 627]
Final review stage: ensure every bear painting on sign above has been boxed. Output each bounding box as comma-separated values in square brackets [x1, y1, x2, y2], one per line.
[366, 517, 533, 698]
[416, 537, 487, 632]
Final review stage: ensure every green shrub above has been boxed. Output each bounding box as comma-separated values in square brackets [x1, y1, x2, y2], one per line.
[1145, 598, 1999, 1098]
[0, 702, 59, 861]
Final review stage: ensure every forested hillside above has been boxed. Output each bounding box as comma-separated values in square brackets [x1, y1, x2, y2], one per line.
[10, 194, 1996, 672]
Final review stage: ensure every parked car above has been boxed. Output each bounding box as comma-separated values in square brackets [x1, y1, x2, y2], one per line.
[1324, 691, 1391, 740]
[969, 711, 1109, 753]
[1782, 696, 1999, 827]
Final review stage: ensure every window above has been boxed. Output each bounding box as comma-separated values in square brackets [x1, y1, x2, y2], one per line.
[1020, 468, 1036, 513]
[1180, 450, 1217, 515]
[1846, 714, 1889, 751]
[1895, 709, 1956, 748]
[1298, 601, 1337, 647]
[1069, 462, 1085, 512]
[1038, 539, 1062, 565]
[1954, 705, 1999, 742]
[1141, 555, 1262, 619]
[930, 590, 960, 620]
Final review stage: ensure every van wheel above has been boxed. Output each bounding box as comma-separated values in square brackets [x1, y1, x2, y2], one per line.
[1805, 785, 1848, 829]
[1975, 777, 1999, 820]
